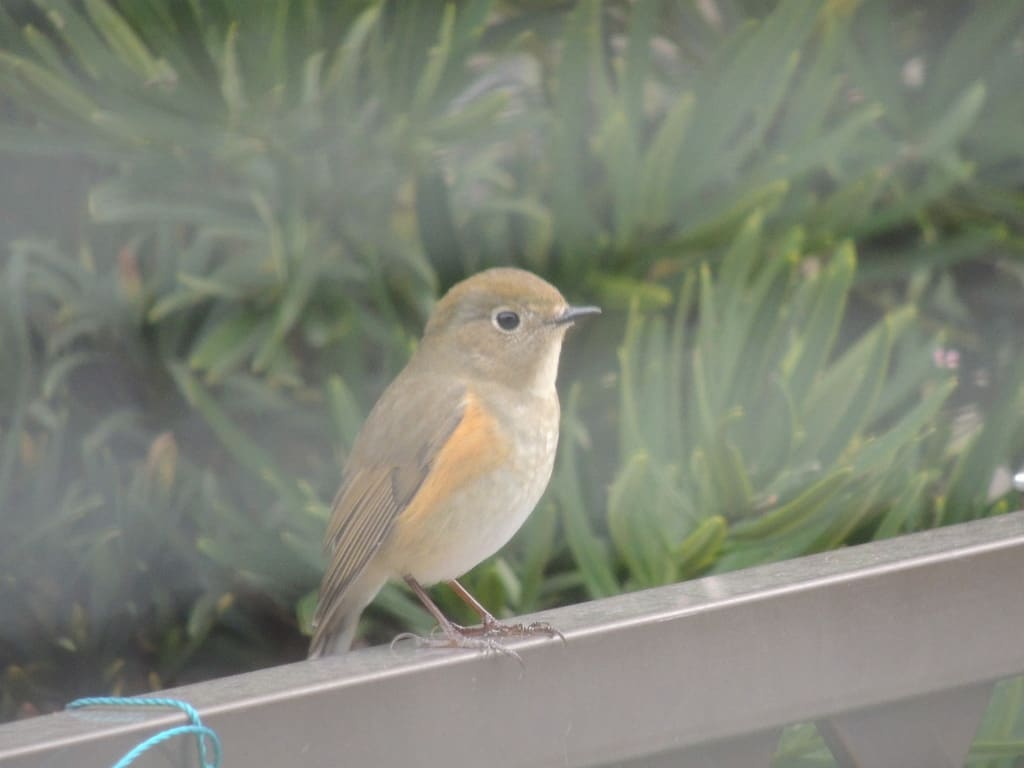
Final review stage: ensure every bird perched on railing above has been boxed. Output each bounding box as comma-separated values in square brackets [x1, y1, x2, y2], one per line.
[309, 267, 599, 658]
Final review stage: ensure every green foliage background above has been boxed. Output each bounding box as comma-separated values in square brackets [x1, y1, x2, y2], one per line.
[1, 0, 1023, 762]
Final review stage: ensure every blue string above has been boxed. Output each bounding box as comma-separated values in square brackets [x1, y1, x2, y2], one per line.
[66, 696, 222, 768]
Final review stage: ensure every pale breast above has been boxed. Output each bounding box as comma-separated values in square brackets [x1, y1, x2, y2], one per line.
[386, 389, 560, 585]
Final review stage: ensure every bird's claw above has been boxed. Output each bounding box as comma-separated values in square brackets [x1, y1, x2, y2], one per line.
[389, 618, 564, 662]
[458, 618, 565, 644]
[427, 626, 524, 663]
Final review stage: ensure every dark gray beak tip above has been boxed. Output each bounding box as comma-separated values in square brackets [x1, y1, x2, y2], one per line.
[555, 305, 602, 325]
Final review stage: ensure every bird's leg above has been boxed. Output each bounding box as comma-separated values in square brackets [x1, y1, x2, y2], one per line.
[447, 578, 563, 642]
[404, 576, 463, 638]
[446, 578, 500, 627]
[402, 576, 522, 659]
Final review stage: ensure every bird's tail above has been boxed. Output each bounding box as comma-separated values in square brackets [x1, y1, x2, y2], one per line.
[308, 608, 361, 659]
[307, 570, 385, 659]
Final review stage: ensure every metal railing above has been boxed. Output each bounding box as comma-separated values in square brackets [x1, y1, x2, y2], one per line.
[2, 511, 1023, 768]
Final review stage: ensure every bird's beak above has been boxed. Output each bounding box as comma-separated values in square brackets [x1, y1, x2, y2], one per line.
[552, 305, 602, 325]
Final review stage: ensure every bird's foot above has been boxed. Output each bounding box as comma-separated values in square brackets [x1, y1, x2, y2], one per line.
[389, 619, 562, 663]
[459, 618, 565, 644]
[402, 627, 525, 663]
[390, 628, 522, 662]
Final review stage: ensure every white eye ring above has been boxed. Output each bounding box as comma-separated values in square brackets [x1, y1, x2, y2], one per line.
[492, 308, 521, 332]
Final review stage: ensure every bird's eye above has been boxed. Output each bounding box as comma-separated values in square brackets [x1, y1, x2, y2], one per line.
[493, 309, 521, 332]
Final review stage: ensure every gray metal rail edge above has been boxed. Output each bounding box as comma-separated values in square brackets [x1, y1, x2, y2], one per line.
[2, 511, 1023, 768]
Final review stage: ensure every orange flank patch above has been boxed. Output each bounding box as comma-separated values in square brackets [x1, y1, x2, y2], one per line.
[399, 390, 511, 527]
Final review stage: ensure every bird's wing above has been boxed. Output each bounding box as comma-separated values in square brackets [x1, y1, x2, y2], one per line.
[312, 373, 476, 632]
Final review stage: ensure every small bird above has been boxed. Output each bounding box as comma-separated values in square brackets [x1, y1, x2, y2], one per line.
[309, 268, 599, 658]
